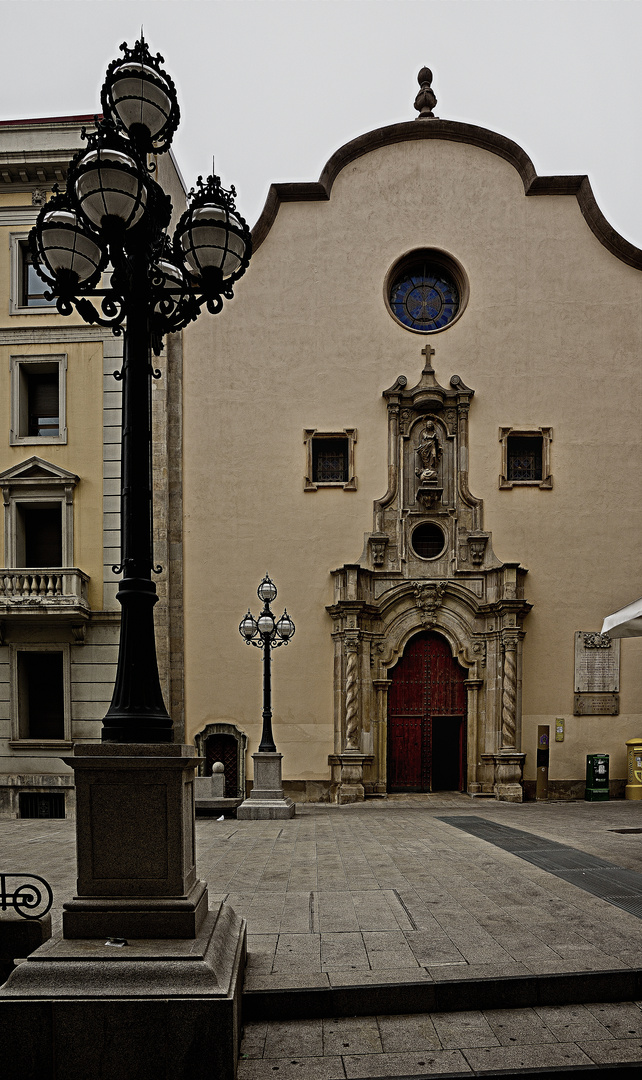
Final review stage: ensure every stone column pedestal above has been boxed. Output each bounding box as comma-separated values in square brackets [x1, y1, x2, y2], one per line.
[237, 752, 295, 820]
[491, 750, 526, 802]
[329, 751, 374, 804]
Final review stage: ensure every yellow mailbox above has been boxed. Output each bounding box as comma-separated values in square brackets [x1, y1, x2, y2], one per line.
[625, 739, 642, 800]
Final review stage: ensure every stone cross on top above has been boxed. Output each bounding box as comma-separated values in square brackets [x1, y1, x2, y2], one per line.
[421, 343, 436, 369]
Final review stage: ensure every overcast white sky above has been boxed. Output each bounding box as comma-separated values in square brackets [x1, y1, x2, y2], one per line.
[2, 0, 641, 245]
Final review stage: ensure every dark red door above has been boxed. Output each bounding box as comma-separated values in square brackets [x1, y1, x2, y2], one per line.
[387, 631, 466, 792]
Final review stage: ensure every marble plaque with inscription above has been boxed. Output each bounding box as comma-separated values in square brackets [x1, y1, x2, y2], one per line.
[574, 693, 619, 716]
[574, 631, 620, 693]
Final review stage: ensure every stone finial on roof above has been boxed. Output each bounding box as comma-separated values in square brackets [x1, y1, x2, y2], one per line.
[414, 67, 437, 120]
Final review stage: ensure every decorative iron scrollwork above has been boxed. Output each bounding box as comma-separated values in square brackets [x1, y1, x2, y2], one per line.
[0, 873, 53, 920]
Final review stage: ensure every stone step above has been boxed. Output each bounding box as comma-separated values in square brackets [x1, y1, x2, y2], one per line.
[243, 967, 642, 1022]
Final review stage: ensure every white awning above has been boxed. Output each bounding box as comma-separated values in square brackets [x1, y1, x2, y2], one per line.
[601, 597, 642, 638]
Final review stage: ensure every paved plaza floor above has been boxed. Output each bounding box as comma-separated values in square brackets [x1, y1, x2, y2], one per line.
[3, 792, 642, 1075]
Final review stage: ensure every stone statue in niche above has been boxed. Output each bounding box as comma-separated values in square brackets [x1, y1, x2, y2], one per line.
[416, 420, 441, 483]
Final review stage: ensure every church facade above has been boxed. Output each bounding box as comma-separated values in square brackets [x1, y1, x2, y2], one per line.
[1, 73, 640, 814]
[182, 71, 642, 803]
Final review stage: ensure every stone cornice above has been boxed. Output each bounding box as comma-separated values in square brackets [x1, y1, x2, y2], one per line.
[252, 119, 642, 270]
[0, 327, 112, 345]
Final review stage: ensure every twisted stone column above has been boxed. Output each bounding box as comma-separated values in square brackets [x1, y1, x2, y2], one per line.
[501, 640, 517, 749]
[344, 639, 360, 750]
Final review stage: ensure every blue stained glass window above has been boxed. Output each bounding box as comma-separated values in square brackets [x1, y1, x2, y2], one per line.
[389, 264, 459, 332]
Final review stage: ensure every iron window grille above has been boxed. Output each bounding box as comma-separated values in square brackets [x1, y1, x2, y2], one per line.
[19, 792, 66, 819]
[313, 438, 348, 483]
[411, 522, 446, 559]
[507, 436, 543, 481]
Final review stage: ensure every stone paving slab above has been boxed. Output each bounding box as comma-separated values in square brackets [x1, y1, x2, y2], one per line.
[238, 1003, 642, 1077]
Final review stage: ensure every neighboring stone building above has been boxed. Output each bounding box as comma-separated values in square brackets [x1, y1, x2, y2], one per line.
[182, 71, 642, 803]
[0, 116, 185, 817]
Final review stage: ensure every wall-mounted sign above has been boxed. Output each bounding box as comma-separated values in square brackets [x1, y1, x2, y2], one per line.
[574, 693, 619, 716]
[574, 631, 620, 693]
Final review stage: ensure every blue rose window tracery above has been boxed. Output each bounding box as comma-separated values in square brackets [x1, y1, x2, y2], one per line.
[390, 266, 459, 331]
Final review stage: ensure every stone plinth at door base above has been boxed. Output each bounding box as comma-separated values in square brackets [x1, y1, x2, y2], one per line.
[329, 752, 374, 804]
[483, 751, 526, 802]
[237, 752, 295, 820]
[0, 901, 246, 1080]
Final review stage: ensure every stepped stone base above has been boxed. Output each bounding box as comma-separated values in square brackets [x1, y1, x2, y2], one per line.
[237, 752, 295, 820]
[0, 901, 246, 1080]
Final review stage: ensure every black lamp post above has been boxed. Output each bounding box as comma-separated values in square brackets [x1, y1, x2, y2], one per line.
[30, 37, 252, 743]
[239, 575, 295, 752]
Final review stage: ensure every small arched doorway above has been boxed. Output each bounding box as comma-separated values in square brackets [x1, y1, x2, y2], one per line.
[387, 631, 466, 792]
[205, 733, 239, 798]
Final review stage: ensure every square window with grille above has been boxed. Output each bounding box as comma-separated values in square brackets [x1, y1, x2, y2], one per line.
[312, 437, 348, 483]
[304, 428, 357, 491]
[507, 435, 543, 481]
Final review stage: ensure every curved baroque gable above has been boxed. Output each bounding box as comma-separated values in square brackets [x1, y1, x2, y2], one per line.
[252, 119, 642, 270]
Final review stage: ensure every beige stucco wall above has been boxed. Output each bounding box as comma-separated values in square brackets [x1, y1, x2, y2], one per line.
[182, 134, 642, 785]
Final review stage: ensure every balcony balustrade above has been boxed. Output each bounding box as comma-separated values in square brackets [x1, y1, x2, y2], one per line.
[0, 568, 90, 621]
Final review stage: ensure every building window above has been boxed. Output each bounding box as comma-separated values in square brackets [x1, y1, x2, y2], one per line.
[10, 644, 71, 745]
[17, 503, 63, 567]
[21, 242, 56, 307]
[385, 249, 468, 334]
[304, 429, 357, 491]
[313, 438, 348, 482]
[0, 457, 78, 568]
[10, 355, 67, 445]
[508, 436, 542, 481]
[499, 427, 553, 489]
[10, 234, 57, 313]
[411, 521, 446, 559]
[19, 791, 66, 819]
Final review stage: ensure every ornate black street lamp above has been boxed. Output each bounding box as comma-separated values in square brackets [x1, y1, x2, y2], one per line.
[30, 37, 252, 742]
[239, 575, 295, 752]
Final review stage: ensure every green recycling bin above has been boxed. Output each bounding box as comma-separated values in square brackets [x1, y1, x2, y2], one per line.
[585, 754, 609, 801]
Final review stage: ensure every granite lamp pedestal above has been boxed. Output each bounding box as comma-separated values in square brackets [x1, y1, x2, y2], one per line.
[237, 751, 295, 819]
[0, 744, 246, 1080]
[63, 743, 207, 938]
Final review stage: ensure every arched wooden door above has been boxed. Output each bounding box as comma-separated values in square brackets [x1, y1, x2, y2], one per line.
[387, 631, 466, 792]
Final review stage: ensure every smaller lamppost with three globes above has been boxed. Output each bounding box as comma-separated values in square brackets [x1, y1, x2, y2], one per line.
[237, 575, 296, 819]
